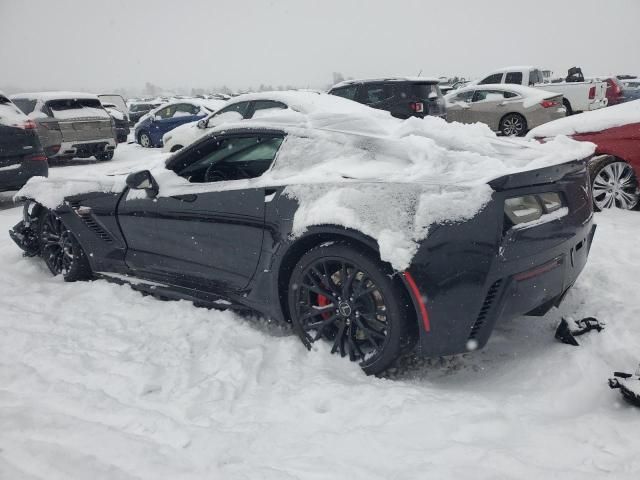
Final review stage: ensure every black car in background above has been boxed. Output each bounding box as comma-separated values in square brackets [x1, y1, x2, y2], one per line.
[128, 102, 162, 125]
[10, 124, 594, 375]
[328, 77, 447, 119]
[0, 93, 47, 192]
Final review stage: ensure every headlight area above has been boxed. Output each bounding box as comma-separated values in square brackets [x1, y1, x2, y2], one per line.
[504, 192, 568, 231]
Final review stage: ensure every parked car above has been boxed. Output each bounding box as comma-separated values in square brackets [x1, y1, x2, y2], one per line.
[101, 102, 130, 143]
[590, 77, 626, 106]
[475, 66, 608, 115]
[0, 92, 47, 191]
[445, 84, 565, 136]
[134, 101, 217, 148]
[528, 100, 640, 210]
[328, 77, 446, 119]
[11, 92, 117, 161]
[621, 78, 640, 102]
[128, 101, 162, 126]
[10, 108, 595, 375]
[162, 91, 322, 152]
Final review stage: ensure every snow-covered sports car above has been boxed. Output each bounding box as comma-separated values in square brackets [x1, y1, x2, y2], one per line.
[10, 95, 597, 375]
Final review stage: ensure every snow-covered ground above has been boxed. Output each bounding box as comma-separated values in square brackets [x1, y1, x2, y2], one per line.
[1, 144, 639, 479]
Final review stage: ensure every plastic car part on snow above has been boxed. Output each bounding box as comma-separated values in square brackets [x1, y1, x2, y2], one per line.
[554, 317, 605, 346]
[609, 367, 640, 407]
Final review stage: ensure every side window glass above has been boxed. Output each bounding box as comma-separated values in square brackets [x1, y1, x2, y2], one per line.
[330, 86, 358, 100]
[503, 91, 518, 99]
[455, 91, 474, 102]
[155, 106, 173, 119]
[361, 84, 393, 104]
[473, 90, 505, 102]
[505, 72, 523, 84]
[478, 73, 503, 85]
[251, 100, 287, 118]
[172, 135, 284, 183]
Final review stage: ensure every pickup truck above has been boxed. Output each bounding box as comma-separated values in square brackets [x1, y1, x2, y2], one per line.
[475, 66, 608, 115]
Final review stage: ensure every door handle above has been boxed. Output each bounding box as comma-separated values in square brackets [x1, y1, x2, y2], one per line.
[171, 194, 197, 202]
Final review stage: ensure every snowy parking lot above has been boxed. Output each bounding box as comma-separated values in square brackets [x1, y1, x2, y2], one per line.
[0, 145, 639, 479]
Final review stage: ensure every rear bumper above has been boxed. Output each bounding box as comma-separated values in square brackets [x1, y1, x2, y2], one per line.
[410, 217, 595, 358]
[52, 138, 117, 158]
[0, 158, 48, 191]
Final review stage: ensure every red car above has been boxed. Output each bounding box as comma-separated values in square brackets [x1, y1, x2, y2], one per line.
[528, 101, 640, 211]
[576, 122, 640, 210]
[602, 77, 626, 106]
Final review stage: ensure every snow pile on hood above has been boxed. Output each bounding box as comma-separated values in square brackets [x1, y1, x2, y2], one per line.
[527, 99, 640, 138]
[17, 107, 595, 271]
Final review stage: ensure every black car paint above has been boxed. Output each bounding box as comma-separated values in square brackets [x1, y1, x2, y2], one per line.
[0, 117, 48, 192]
[10, 128, 595, 359]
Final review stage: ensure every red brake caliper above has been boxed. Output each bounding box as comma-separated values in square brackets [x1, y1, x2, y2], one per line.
[317, 294, 331, 320]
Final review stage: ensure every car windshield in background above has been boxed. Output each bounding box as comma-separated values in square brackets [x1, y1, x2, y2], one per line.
[130, 103, 155, 112]
[0, 95, 10, 104]
[12, 98, 37, 115]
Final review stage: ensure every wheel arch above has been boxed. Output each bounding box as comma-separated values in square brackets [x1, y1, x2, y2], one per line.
[275, 225, 419, 339]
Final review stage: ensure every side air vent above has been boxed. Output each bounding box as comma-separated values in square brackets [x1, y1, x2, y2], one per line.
[468, 279, 503, 340]
[70, 203, 113, 243]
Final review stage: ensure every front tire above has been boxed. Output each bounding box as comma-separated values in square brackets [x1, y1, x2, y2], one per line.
[288, 242, 408, 375]
[589, 156, 639, 211]
[499, 113, 527, 136]
[38, 210, 92, 281]
[138, 132, 152, 148]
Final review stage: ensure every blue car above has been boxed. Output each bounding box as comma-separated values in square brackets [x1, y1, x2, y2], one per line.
[134, 101, 213, 148]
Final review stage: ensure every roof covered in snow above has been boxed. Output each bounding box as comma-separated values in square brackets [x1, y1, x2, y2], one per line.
[527, 99, 640, 138]
[330, 76, 441, 89]
[10, 91, 100, 101]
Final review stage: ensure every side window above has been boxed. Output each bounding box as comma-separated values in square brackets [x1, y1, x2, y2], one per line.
[173, 103, 198, 117]
[454, 91, 474, 102]
[505, 72, 523, 84]
[472, 90, 505, 102]
[212, 102, 251, 119]
[250, 100, 287, 117]
[155, 106, 174, 119]
[330, 85, 358, 100]
[503, 91, 518, 99]
[478, 73, 503, 85]
[171, 135, 284, 183]
[360, 83, 394, 104]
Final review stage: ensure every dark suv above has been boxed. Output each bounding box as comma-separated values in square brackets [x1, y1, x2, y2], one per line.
[0, 93, 47, 192]
[328, 77, 446, 119]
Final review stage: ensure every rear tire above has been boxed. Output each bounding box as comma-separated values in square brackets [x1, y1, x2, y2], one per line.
[288, 242, 409, 376]
[499, 113, 527, 136]
[38, 210, 92, 281]
[96, 151, 114, 161]
[562, 99, 573, 116]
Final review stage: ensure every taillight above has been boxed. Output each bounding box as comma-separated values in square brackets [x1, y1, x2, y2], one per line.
[23, 119, 37, 130]
[540, 100, 558, 108]
[25, 154, 48, 162]
[41, 121, 61, 131]
[410, 102, 424, 113]
[588, 86, 596, 99]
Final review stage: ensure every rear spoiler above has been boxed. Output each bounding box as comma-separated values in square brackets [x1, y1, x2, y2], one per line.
[488, 158, 589, 191]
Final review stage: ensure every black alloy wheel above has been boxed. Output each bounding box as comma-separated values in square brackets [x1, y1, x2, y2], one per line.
[39, 211, 92, 281]
[289, 243, 408, 375]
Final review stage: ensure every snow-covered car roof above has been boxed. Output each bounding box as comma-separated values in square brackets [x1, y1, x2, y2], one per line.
[489, 66, 537, 73]
[10, 91, 100, 101]
[331, 76, 441, 89]
[527, 99, 640, 138]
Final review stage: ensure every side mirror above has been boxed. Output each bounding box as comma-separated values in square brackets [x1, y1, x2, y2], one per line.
[197, 119, 207, 129]
[126, 170, 158, 198]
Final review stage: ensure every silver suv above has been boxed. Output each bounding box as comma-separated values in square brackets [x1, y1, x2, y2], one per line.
[11, 92, 117, 161]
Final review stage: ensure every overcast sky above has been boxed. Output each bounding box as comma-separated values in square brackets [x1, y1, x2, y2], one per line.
[1, 0, 638, 94]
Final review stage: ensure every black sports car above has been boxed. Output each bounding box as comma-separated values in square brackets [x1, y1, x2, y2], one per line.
[9, 122, 596, 375]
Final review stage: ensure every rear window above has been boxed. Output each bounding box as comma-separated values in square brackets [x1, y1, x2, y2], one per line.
[47, 98, 103, 111]
[411, 83, 440, 99]
[12, 98, 37, 115]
